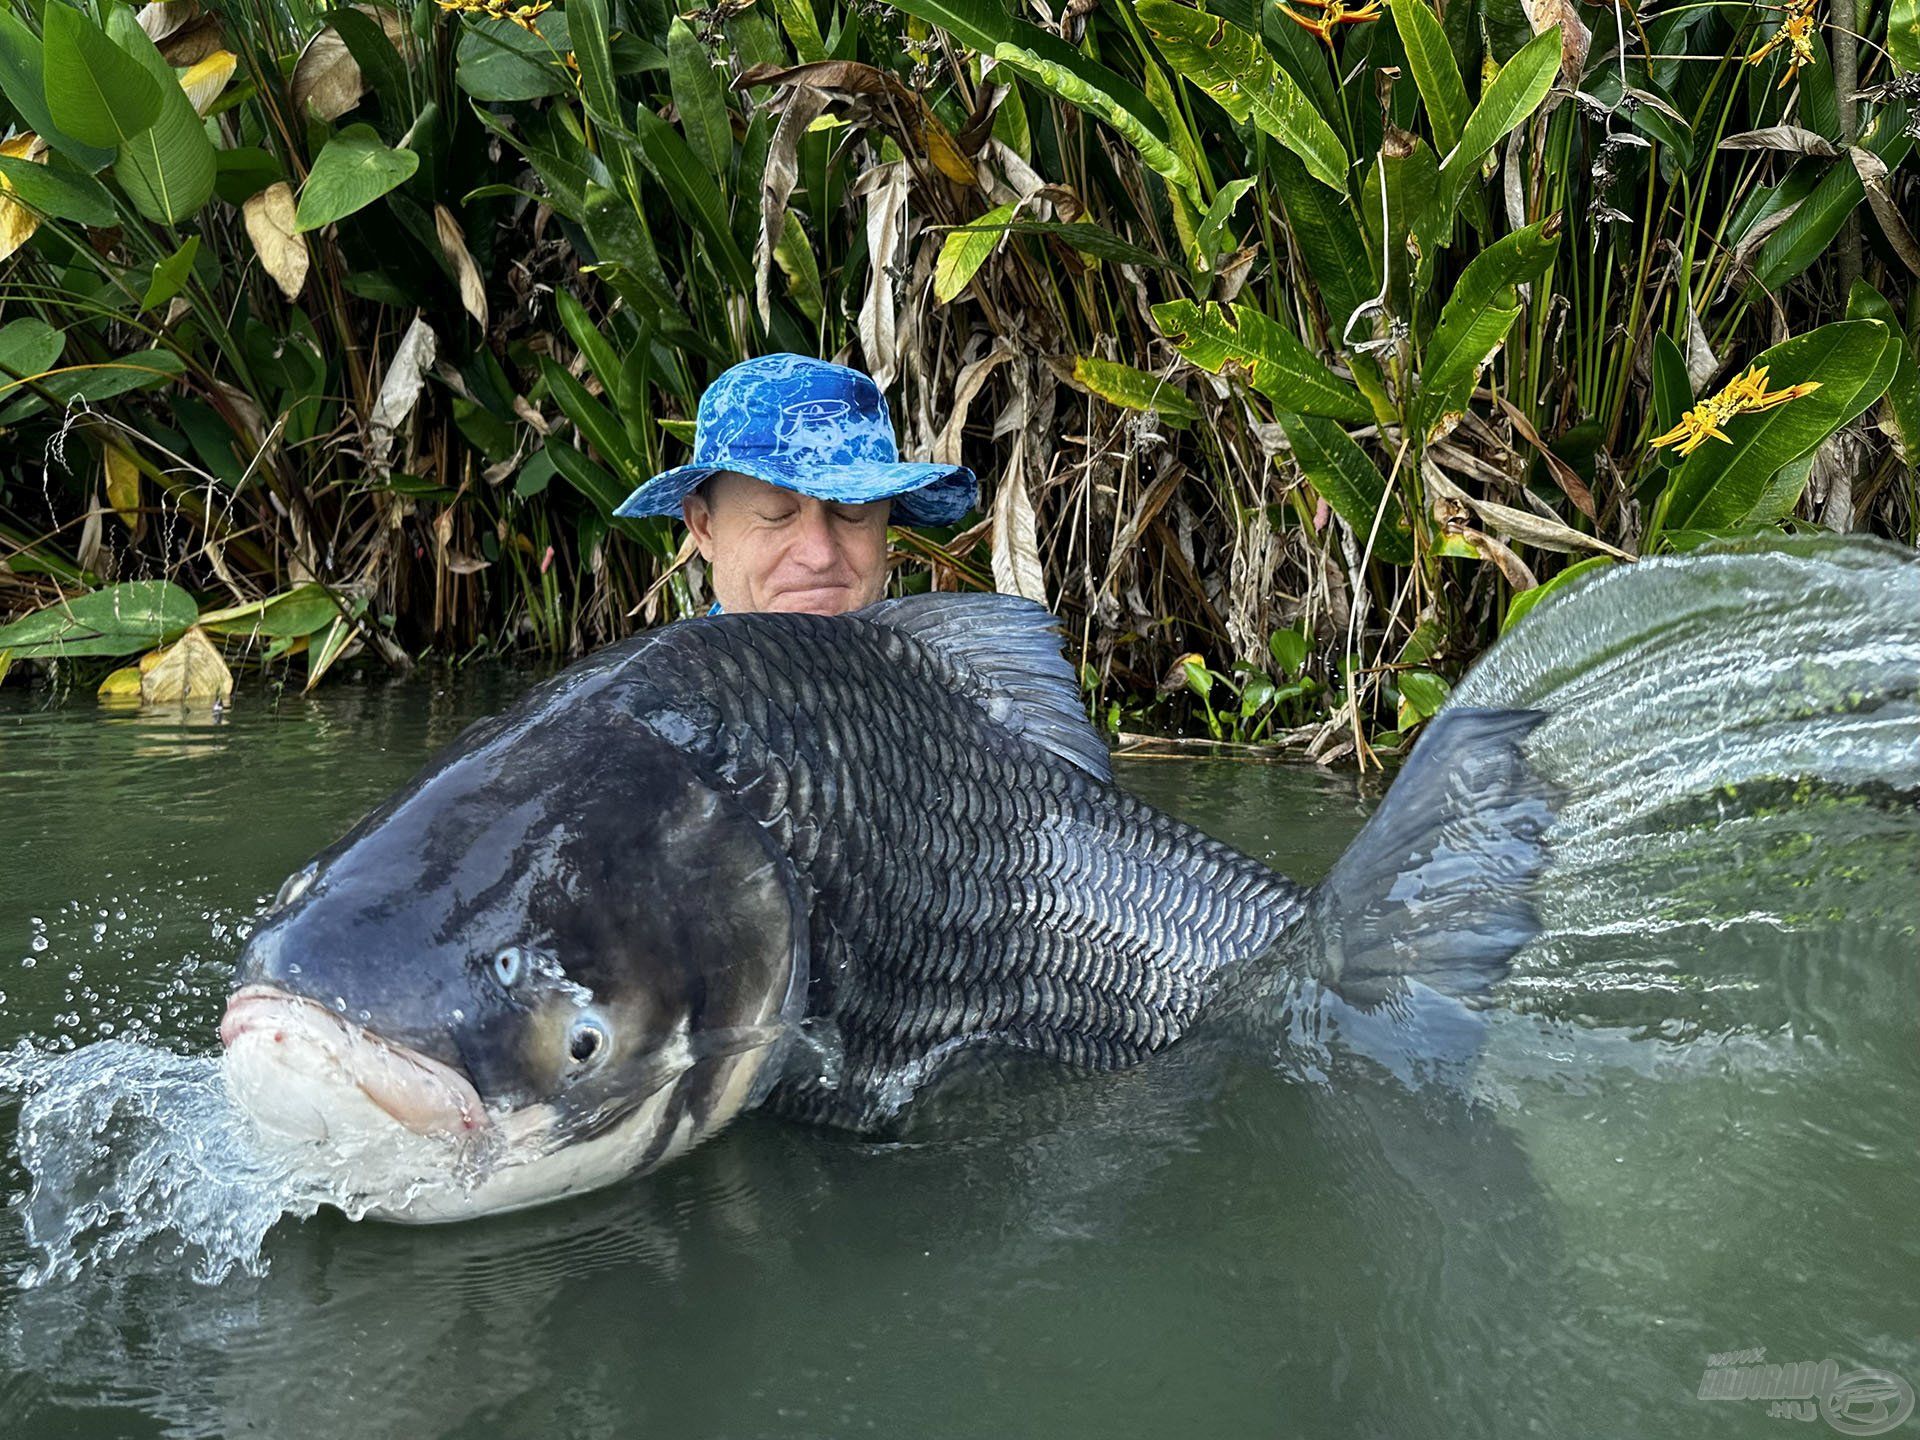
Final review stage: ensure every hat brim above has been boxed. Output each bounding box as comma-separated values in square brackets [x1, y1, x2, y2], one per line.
[613, 458, 977, 528]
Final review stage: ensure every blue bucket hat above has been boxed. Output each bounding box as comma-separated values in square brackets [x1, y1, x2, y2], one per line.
[613, 354, 977, 527]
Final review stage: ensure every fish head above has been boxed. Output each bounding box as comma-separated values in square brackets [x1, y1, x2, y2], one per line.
[222, 715, 804, 1220]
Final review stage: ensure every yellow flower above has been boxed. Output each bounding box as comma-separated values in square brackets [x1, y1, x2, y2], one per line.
[1747, 0, 1818, 90]
[0, 131, 49, 264]
[434, 0, 552, 33]
[1650, 364, 1823, 456]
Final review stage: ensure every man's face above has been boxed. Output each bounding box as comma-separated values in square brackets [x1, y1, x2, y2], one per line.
[683, 472, 892, 615]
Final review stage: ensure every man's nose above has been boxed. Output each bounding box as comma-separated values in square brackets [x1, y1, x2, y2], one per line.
[788, 504, 840, 569]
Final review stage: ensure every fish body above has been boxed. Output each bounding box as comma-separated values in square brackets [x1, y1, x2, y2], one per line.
[225, 598, 1341, 1218]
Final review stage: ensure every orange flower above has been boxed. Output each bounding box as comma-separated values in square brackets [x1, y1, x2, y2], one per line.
[1275, 0, 1383, 48]
[1650, 364, 1823, 456]
[1746, 0, 1818, 90]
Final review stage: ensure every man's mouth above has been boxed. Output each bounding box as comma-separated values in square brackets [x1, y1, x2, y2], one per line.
[221, 984, 490, 1140]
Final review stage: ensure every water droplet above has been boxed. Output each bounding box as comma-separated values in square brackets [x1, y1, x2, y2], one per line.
[451, 1008, 466, 1023]
[30, 934, 48, 953]
[21, 956, 36, 970]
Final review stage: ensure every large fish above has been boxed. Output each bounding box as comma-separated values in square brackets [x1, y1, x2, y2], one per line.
[221, 536, 1920, 1220]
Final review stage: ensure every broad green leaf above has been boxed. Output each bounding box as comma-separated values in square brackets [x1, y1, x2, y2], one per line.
[1650, 332, 1691, 433]
[142, 235, 200, 312]
[1422, 23, 1559, 248]
[0, 153, 115, 226]
[1893, 0, 1920, 72]
[772, 209, 825, 324]
[668, 18, 731, 179]
[1137, 0, 1348, 192]
[1415, 218, 1560, 439]
[0, 580, 197, 659]
[540, 356, 645, 485]
[769, 0, 828, 63]
[1396, 670, 1449, 726]
[107, 8, 216, 225]
[569, 0, 620, 129]
[199, 584, 341, 639]
[1392, 0, 1470, 156]
[1269, 624, 1310, 676]
[1195, 177, 1255, 271]
[582, 181, 682, 319]
[1153, 299, 1373, 422]
[544, 439, 668, 548]
[1270, 151, 1377, 346]
[1751, 115, 1913, 292]
[886, 0, 1161, 141]
[555, 289, 622, 399]
[626, 106, 753, 291]
[1072, 357, 1199, 429]
[1500, 555, 1614, 634]
[1846, 281, 1920, 473]
[990, 42, 1195, 196]
[935, 202, 1016, 303]
[1659, 321, 1899, 533]
[0, 347, 185, 423]
[41, 4, 162, 150]
[1278, 411, 1414, 564]
[1738, 452, 1815, 528]
[304, 613, 357, 691]
[295, 124, 420, 231]
[0, 317, 65, 382]
[1363, 136, 1438, 300]
[0, 12, 114, 169]
[455, 12, 576, 101]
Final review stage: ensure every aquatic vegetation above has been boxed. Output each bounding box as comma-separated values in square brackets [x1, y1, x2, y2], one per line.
[0, 0, 1911, 751]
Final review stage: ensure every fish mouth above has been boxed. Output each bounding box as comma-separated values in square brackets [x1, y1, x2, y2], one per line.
[221, 984, 491, 1141]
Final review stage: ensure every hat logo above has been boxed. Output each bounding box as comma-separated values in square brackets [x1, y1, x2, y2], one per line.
[774, 397, 856, 460]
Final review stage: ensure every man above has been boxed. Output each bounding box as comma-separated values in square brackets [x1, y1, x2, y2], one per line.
[614, 354, 976, 615]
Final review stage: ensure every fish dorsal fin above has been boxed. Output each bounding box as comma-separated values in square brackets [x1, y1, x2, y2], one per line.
[861, 594, 1112, 782]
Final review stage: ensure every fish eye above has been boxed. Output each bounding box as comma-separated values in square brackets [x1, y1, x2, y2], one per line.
[490, 946, 528, 989]
[567, 1016, 608, 1067]
[270, 865, 315, 913]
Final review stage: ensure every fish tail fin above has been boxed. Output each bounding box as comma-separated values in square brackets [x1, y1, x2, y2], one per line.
[1309, 534, 1920, 1003]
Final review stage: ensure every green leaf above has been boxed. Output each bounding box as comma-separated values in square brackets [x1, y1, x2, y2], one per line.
[1392, 0, 1470, 156]
[1422, 23, 1559, 247]
[582, 181, 682, 320]
[1651, 332, 1691, 434]
[626, 106, 753, 291]
[935, 202, 1016, 303]
[1268, 623, 1311, 676]
[1738, 452, 1815, 528]
[1072, 357, 1199, 429]
[0, 11, 113, 169]
[668, 18, 731, 178]
[1396, 669, 1449, 725]
[1153, 299, 1373, 422]
[199, 584, 342, 639]
[1195, 177, 1255, 269]
[772, 209, 825, 323]
[0, 347, 185, 423]
[1415, 218, 1560, 439]
[0, 317, 65, 383]
[1003, 220, 1173, 270]
[0, 580, 196, 659]
[1500, 556, 1614, 634]
[295, 124, 420, 232]
[1846, 280, 1920, 474]
[1751, 116, 1913, 292]
[1137, 0, 1348, 192]
[41, 3, 162, 150]
[769, 0, 828, 63]
[142, 235, 200, 313]
[1270, 151, 1377, 346]
[1658, 321, 1900, 534]
[570, 0, 620, 129]
[1278, 411, 1413, 564]
[454, 12, 576, 101]
[1893, 0, 1920, 72]
[990, 41, 1195, 196]
[555, 289, 622, 399]
[0, 152, 116, 226]
[105, 8, 216, 224]
[540, 356, 645, 486]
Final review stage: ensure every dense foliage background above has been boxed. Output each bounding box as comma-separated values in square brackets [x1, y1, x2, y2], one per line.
[0, 0, 1914, 755]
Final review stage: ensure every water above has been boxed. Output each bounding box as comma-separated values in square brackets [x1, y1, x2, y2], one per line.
[2, 607, 1918, 1436]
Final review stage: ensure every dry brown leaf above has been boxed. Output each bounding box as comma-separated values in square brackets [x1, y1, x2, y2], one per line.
[243, 182, 308, 301]
[291, 6, 407, 122]
[1487, 393, 1596, 517]
[932, 340, 1015, 465]
[1720, 126, 1842, 156]
[1521, 0, 1588, 92]
[854, 162, 910, 391]
[755, 85, 832, 325]
[1848, 147, 1920, 278]
[434, 204, 489, 328]
[1424, 458, 1631, 558]
[368, 316, 438, 472]
[141, 627, 233, 707]
[137, 1, 198, 44]
[991, 463, 1048, 604]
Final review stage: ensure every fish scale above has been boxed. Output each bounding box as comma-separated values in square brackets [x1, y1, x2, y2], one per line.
[622, 610, 1307, 1128]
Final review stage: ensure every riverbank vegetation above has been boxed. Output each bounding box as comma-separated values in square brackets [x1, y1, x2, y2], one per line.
[0, 0, 1914, 756]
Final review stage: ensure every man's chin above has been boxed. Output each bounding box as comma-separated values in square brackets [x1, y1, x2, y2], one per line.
[762, 586, 863, 615]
